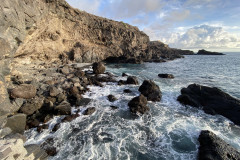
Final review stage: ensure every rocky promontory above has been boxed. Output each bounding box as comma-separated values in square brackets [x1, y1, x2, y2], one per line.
[197, 49, 225, 55]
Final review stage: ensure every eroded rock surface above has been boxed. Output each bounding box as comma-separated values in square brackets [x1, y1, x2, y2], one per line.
[177, 84, 240, 125]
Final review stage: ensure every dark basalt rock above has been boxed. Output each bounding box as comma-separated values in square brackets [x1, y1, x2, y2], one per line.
[124, 89, 132, 93]
[198, 130, 240, 160]
[197, 49, 225, 55]
[54, 101, 71, 115]
[139, 80, 162, 102]
[128, 94, 149, 114]
[92, 62, 105, 74]
[126, 76, 139, 85]
[108, 95, 117, 102]
[118, 76, 139, 85]
[122, 73, 128, 77]
[10, 84, 37, 99]
[177, 84, 240, 125]
[83, 107, 96, 115]
[158, 74, 174, 79]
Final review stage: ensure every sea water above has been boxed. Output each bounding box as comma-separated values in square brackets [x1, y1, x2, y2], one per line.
[25, 53, 240, 160]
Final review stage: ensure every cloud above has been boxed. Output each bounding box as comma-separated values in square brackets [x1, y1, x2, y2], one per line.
[158, 25, 240, 50]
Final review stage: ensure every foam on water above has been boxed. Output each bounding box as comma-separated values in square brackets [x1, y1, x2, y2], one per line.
[25, 53, 240, 160]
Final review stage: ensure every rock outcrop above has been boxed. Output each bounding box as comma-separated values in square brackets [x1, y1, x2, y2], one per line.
[158, 74, 174, 79]
[139, 80, 162, 102]
[197, 49, 225, 55]
[198, 130, 240, 160]
[128, 94, 149, 114]
[177, 84, 240, 125]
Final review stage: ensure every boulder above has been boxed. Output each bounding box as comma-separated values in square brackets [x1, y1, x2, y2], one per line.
[61, 66, 70, 75]
[10, 84, 37, 99]
[128, 94, 149, 114]
[158, 74, 174, 79]
[83, 107, 96, 115]
[198, 130, 240, 160]
[108, 95, 117, 102]
[55, 101, 71, 115]
[124, 89, 132, 93]
[5, 114, 26, 134]
[19, 97, 44, 115]
[49, 86, 60, 97]
[177, 84, 240, 125]
[122, 73, 128, 77]
[76, 98, 91, 106]
[126, 76, 139, 85]
[139, 80, 162, 102]
[92, 62, 105, 74]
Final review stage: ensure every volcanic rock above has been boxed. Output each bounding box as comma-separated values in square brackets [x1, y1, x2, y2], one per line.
[198, 130, 240, 160]
[177, 84, 240, 125]
[139, 80, 162, 102]
[158, 74, 174, 79]
[197, 49, 225, 55]
[108, 95, 117, 102]
[128, 94, 149, 114]
[92, 62, 105, 74]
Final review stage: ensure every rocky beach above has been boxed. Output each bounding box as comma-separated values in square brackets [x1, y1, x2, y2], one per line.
[0, 0, 240, 159]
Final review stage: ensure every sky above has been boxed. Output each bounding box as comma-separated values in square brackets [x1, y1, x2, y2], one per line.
[66, 0, 240, 52]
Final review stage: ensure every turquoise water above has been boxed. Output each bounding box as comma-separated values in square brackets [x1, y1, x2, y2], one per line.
[25, 53, 240, 160]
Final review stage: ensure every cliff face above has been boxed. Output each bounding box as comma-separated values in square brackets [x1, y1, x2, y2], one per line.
[0, 0, 188, 117]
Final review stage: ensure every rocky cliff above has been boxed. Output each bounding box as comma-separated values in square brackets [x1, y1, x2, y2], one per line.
[0, 0, 191, 118]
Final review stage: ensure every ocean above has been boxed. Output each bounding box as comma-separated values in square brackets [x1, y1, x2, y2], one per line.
[25, 52, 240, 160]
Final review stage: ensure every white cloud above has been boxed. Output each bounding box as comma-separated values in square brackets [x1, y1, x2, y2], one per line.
[145, 25, 240, 51]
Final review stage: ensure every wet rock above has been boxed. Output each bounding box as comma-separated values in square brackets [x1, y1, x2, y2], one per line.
[198, 130, 240, 160]
[41, 138, 57, 156]
[76, 98, 91, 106]
[108, 95, 117, 102]
[110, 106, 118, 110]
[10, 84, 37, 99]
[158, 74, 174, 79]
[5, 114, 26, 134]
[19, 97, 44, 115]
[122, 73, 128, 77]
[118, 80, 126, 85]
[126, 76, 139, 85]
[92, 62, 105, 74]
[62, 114, 79, 122]
[124, 89, 132, 93]
[177, 84, 240, 125]
[37, 124, 49, 132]
[55, 101, 71, 115]
[139, 80, 162, 102]
[128, 94, 149, 114]
[56, 93, 67, 103]
[52, 123, 60, 132]
[26, 119, 40, 129]
[83, 107, 96, 115]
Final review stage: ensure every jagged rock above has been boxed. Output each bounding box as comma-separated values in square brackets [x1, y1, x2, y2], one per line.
[83, 107, 96, 115]
[128, 94, 149, 114]
[177, 84, 240, 125]
[139, 80, 162, 102]
[92, 62, 105, 74]
[122, 73, 128, 77]
[110, 106, 118, 110]
[197, 49, 225, 55]
[198, 130, 240, 160]
[126, 76, 139, 85]
[19, 97, 44, 115]
[41, 138, 57, 156]
[158, 74, 174, 79]
[10, 84, 37, 99]
[5, 114, 26, 134]
[108, 95, 117, 102]
[49, 86, 60, 97]
[76, 98, 91, 106]
[55, 101, 71, 115]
